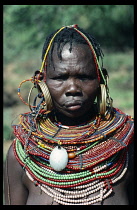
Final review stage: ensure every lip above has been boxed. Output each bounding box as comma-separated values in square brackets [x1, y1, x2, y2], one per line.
[65, 101, 82, 111]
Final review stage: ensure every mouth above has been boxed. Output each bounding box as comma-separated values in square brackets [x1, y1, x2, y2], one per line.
[64, 101, 82, 111]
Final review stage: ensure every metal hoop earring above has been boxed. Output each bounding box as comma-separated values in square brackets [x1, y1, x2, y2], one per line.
[37, 81, 53, 111]
[28, 85, 36, 111]
[97, 84, 107, 116]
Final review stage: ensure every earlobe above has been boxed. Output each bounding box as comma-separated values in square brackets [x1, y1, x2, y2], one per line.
[33, 70, 44, 81]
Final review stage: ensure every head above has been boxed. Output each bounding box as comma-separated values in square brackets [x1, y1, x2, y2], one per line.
[39, 25, 106, 123]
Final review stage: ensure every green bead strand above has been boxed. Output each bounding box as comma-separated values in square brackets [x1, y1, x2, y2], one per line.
[15, 139, 118, 187]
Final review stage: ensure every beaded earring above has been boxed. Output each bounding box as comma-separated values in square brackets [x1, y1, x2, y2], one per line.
[32, 69, 53, 111]
[17, 75, 53, 112]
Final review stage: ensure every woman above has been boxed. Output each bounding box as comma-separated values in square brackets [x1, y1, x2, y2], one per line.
[4, 25, 134, 205]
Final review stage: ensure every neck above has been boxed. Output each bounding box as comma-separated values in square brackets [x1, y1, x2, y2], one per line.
[53, 106, 98, 126]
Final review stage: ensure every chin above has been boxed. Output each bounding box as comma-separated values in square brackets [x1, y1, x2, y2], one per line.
[64, 112, 83, 119]
[54, 101, 95, 119]
[59, 107, 91, 119]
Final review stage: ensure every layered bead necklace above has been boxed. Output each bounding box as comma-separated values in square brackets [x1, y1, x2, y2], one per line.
[12, 107, 134, 205]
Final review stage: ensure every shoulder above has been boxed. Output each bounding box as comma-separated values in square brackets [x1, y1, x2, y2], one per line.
[7, 142, 15, 161]
[4, 141, 27, 205]
[6, 142, 16, 164]
[5, 141, 24, 176]
[113, 107, 134, 119]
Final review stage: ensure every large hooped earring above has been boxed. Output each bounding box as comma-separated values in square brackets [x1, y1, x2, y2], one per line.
[37, 81, 53, 111]
[97, 84, 107, 116]
[31, 69, 53, 111]
[18, 77, 53, 112]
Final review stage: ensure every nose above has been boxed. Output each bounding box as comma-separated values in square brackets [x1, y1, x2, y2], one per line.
[65, 78, 82, 96]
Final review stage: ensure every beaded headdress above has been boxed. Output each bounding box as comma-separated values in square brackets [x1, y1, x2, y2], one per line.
[39, 24, 106, 83]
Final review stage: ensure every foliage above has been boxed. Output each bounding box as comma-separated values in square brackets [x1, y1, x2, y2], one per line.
[4, 5, 134, 64]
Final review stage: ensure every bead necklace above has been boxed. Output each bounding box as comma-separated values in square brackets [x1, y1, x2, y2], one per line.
[13, 138, 127, 185]
[14, 138, 128, 205]
[12, 107, 134, 205]
[13, 109, 133, 172]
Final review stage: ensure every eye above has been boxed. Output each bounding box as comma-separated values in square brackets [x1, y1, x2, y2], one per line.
[78, 75, 95, 81]
[52, 75, 69, 81]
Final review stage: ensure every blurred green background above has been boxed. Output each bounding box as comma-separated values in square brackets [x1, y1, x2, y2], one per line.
[3, 5, 134, 159]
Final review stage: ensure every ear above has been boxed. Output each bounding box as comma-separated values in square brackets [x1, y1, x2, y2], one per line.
[33, 70, 44, 81]
[100, 68, 109, 84]
[102, 68, 108, 78]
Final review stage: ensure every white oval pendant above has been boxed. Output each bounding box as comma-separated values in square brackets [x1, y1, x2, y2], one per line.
[49, 146, 68, 171]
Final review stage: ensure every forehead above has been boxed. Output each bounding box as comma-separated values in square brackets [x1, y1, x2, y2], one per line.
[46, 43, 97, 77]
[48, 43, 95, 65]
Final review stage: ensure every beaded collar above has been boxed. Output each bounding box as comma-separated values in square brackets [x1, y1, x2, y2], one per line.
[12, 107, 134, 205]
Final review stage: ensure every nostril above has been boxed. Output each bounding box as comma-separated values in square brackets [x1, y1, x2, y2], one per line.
[65, 79, 82, 97]
[66, 92, 82, 97]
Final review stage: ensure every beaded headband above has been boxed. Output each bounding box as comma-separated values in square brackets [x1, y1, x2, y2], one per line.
[39, 24, 106, 84]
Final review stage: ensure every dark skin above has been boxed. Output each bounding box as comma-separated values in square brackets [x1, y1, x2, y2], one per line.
[4, 44, 134, 205]
[46, 43, 99, 125]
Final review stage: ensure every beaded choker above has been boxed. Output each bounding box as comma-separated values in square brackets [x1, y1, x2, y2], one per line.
[12, 107, 134, 205]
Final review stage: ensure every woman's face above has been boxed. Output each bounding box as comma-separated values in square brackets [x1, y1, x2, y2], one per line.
[46, 43, 99, 119]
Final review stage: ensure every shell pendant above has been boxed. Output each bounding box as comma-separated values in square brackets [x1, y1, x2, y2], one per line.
[49, 146, 68, 171]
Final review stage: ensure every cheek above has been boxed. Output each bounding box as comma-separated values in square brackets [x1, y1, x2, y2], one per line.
[46, 80, 64, 99]
[83, 80, 99, 97]
[46, 79, 99, 101]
